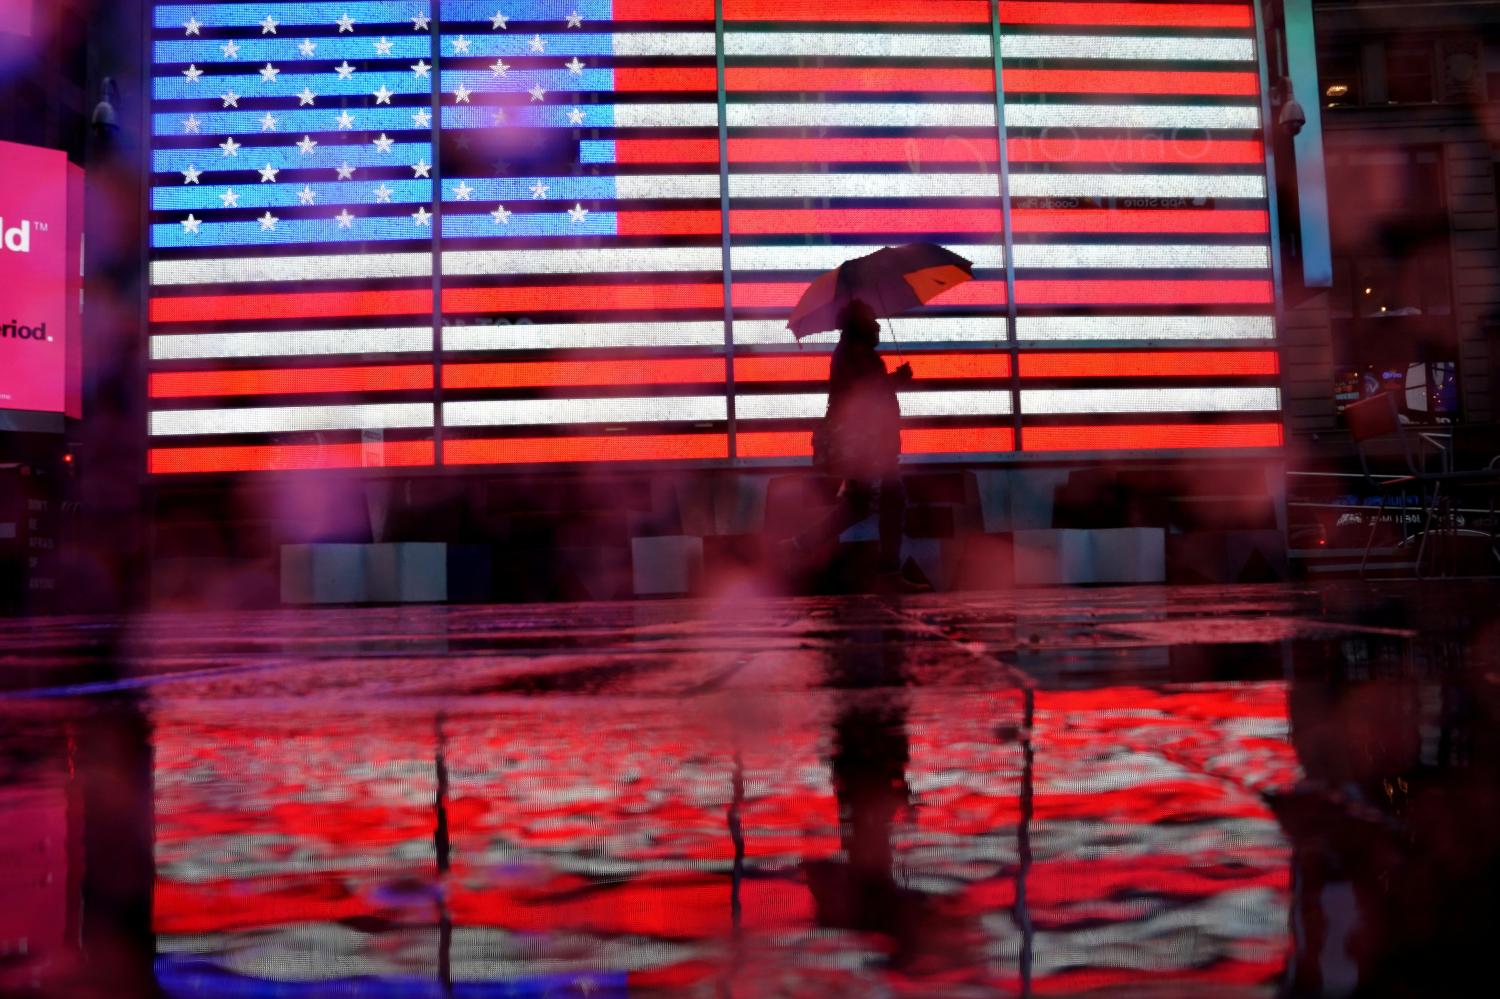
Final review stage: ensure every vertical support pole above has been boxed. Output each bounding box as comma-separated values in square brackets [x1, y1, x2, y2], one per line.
[987, 0, 1023, 454]
[1252, 0, 1291, 531]
[1016, 687, 1035, 996]
[433, 712, 453, 995]
[716, 0, 738, 460]
[430, 2, 446, 466]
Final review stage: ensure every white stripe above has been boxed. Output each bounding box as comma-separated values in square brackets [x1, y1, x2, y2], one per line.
[733, 316, 1006, 346]
[1001, 35, 1256, 62]
[726, 32, 992, 59]
[441, 243, 1003, 277]
[736, 390, 1013, 420]
[726, 103, 995, 128]
[151, 253, 431, 286]
[730, 243, 1004, 272]
[1010, 173, 1265, 199]
[730, 172, 1000, 199]
[731, 393, 825, 420]
[724, 32, 1253, 63]
[152, 242, 1264, 289]
[149, 403, 434, 436]
[1006, 104, 1259, 130]
[900, 390, 1014, 418]
[444, 396, 726, 427]
[613, 174, 721, 199]
[611, 104, 720, 128]
[1021, 387, 1281, 415]
[1016, 316, 1274, 342]
[1011, 245, 1270, 270]
[151, 328, 434, 360]
[444, 321, 726, 351]
[441, 316, 1012, 352]
[446, 246, 722, 275]
[613, 33, 717, 57]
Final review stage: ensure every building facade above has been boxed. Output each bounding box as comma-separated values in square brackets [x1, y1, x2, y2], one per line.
[1291, 0, 1500, 438]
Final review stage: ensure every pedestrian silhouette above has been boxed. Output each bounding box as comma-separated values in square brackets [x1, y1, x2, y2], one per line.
[788, 299, 926, 592]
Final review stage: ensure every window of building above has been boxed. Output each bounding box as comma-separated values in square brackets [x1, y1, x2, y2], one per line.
[1385, 38, 1439, 104]
[1321, 46, 1362, 107]
[1327, 148, 1458, 417]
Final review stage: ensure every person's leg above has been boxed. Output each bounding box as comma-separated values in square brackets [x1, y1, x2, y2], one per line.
[794, 480, 875, 553]
[876, 475, 906, 573]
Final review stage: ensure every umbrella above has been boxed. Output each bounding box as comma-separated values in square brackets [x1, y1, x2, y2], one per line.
[787, 242, 975, 339]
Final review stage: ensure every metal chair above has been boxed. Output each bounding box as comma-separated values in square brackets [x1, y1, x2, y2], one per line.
[1347, 393, 1500, 578]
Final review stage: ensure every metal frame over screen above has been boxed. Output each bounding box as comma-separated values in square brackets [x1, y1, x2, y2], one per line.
[145, 0, 1284, 475]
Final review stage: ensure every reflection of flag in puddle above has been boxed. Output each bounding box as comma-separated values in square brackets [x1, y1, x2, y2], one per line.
[150, 682, 1300, 993]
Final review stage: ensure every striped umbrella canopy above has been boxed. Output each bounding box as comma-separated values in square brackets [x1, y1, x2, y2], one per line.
[787, 242, 975, 338]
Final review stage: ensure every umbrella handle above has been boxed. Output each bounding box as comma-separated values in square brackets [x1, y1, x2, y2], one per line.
[873, 280, 907, 367]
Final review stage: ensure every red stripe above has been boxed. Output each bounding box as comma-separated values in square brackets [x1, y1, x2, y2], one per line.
[151, 289, 432, 324]
[618, 138, 1000, 166]
[904, 426, 1017, 455]
[630, 66, 1260, 97]
[149, 278, 1004, 323]
[612, 137, 1261, 166]
[616, 208, 1268, 238]
[629, 0, 1255, 27]
[1005, 68, 1259, 97]
[150, 365, 434, 399]
[734, 279, 1008, 308]
[616, 66, 1035, 95]
[618, 209, 722, 236]
[444, 283, 725, 315]
[444, 358, 726, 390]
[734, 208, 1005, 236]
[1019, 351, 1279, 379]
[737, 426, 1015, 458]
[1010, 137, 1264, 165]
[613, 0, 715, 17]
[444, 355, 1013, 389]
[148, 441, 435, 474]
[1023, 423, 1283, 452]
[724, 0, 991, 21]
[726, 66, 994, 93]
[444, 434, 730, 466]
[612, 139, 721, 164]
[614, 67, 717, 91]
[1000, 2, 1253, 28]
[735, 353, 1011, 382]
[1013, 209, 1270, 235]
[1016, 279, 1273, 306]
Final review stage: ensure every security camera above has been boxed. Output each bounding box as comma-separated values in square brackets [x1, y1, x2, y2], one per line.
[91, 78, 120, 138]
[1279, 98, 1306, 137]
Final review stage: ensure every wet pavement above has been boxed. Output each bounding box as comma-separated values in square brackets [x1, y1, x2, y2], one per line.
[1, 583, 1498, 998]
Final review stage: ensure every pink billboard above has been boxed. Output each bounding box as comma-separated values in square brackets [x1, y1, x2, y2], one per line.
[0, 0, 31, 37]
[0, 140, 81, 419]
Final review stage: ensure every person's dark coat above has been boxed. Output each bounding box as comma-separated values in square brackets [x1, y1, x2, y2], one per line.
[826, 335, 902, 480]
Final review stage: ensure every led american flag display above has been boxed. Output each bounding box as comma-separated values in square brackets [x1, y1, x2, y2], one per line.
[148, 0, 1282, 474]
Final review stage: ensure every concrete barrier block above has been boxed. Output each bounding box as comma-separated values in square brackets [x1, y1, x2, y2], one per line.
[1013, 528, 1166, 585]
[282, 543, 448, 604]
[632, 535, 704, 597]
[949, 534, 1014, 591]
[367, 543, 448, 603]
[1013, 530, 1063, 586]
[1075, 528, 1165, 584]
[281, 543, 365, 605]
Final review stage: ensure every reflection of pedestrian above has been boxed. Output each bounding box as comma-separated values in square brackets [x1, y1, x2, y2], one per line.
[804, 617, 973, 971]
[791, 300, 923, 589]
